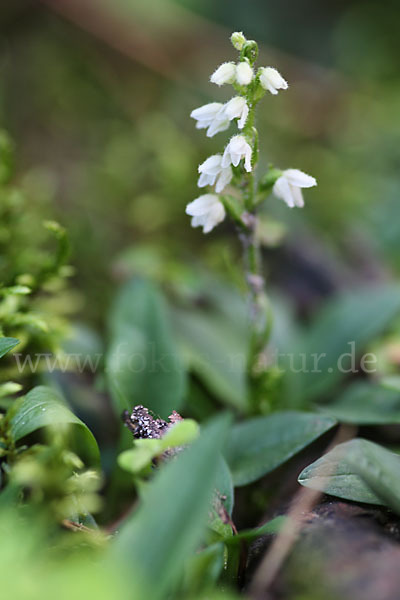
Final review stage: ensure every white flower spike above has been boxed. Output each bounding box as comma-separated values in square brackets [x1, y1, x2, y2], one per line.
[273, 169, 317, 208]
[186, 194, 226, 233]
[236, 62, 254, 86]
[197, 154, 233, 193]
[219, 96, 249, 129]
[190, 102, 230, 137]
[259, 67, 288, 95]
[222, 135, 252, 172]
[210, 62, 236, 86]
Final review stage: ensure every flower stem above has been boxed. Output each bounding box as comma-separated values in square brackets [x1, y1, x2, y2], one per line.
[240, 101, 272, 401]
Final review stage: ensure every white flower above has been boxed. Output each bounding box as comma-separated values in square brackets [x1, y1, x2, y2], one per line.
[186, 194, 226, 233]
[273, 169, 317, 208]
[210, 62, 236, 86]
[236, 62, 253, 86]
[190, 102, 230, 137]
[219, 96, 249, 129]
[231, 31, 246, 51]
[259, 67, 288, 95]
[197, 154, 233, 193]
[222, 135, 252, 172]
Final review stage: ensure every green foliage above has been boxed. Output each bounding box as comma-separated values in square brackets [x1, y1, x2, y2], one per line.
[118, 418, 199, 475]
[0, 337, 19, 358]
[283, 284, 400, 404]
[6, 386, 99, 463]
[111, 415, 231, 599]
[0, 133, 74, 384]
[224, 411, 336, 486]
[106, 278, 186, 418]
[298, 438, 400, 515]
[171, 279, 249, 411]
[318, 381, 400, 424]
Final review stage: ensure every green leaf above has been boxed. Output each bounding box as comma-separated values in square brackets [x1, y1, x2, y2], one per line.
[118, 419, 200, 474]
[215, 456, 234, 515]
[0, 286, 31, 296]
[111, 414, 231, 600]
[285, 284, 400, 403]
[170, 283, 249, 411]
[183, 542, 225, 593]
[381, 376, 400, 392]
[106, 278, 186, 418]
[224, 412, 336, 486]
[224, 515, 285, 543]
[0, 382, 22, 399]
[162, 419, 199, 447]
[118, 439, 162, 474]
[0, 337, 19, 358]
[8, 386, 99, 464]
[298, 438, 400, 514]
[318, 382, 400, 424]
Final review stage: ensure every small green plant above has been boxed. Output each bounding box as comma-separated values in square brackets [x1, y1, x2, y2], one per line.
[0, 131, 73, 387]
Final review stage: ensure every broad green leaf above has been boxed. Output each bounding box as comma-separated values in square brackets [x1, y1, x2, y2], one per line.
[170, 280, 249, 411]
[318, 382, 400, 424]
[285, 284, 400, 403]
[0, 337, 19, 358]
[9, 386, 99, 464]
[106, 278, 186, 418]
[224, 412, 336, 486]
[111, 414, 231, 600]
[298, 438, 400, 514]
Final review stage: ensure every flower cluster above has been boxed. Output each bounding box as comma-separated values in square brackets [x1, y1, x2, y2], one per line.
[186, 32, 317, 234]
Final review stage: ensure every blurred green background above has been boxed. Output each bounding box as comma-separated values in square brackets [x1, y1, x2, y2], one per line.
[1, 0, 400, 325]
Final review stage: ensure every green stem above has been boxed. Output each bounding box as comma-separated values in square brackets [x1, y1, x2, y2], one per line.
[240, 100, 272, 398]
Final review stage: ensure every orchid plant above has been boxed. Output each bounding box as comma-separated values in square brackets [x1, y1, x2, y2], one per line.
[186, 32, 317, 393]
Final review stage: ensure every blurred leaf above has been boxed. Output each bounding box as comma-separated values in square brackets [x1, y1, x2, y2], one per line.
[215, 456, 234, 515]
[0, 285, 31, 296]
[118, 419, 199, 474]
[162, 419, 199, 447]
[286, 284, 400, 403]
[111, 414, 231, 599]
[171, 282, 249, 411]
[183, 542, 225, 593]
[0, 337, 19, 358]
[8, 386, 99, 464]
[118, 438, 161, 474]
[318, 381, 400, 424]
[381, 375, 400, 392]
[224, 412, 336, 486]
[106, 278, 186, 418]
[224, 515, 285, 544]
[298, 438, 400, 513]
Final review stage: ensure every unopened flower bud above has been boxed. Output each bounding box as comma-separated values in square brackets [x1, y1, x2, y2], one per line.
[231, 31, 246, 51]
